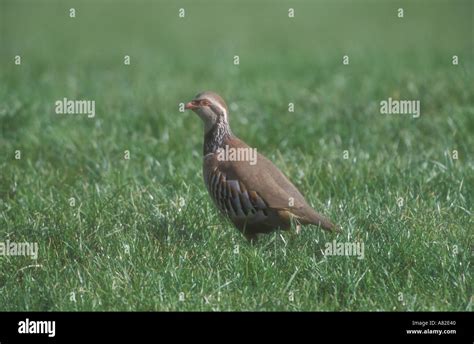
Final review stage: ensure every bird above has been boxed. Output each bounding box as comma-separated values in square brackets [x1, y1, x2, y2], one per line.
[185, 91, 339, 242]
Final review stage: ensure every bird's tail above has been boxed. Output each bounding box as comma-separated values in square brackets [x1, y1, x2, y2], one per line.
[305, 210, 341, 233]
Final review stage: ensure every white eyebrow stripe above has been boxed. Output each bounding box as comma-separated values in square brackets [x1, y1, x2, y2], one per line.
[212, 102, 228, 118]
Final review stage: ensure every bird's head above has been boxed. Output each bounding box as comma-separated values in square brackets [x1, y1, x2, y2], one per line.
[185, 91, 229, 133]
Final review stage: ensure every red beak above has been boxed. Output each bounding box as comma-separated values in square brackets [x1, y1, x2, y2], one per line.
[185, 101, 197, 110]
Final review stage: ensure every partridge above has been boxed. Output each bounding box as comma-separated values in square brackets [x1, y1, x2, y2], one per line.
[185, 91, 339, 241]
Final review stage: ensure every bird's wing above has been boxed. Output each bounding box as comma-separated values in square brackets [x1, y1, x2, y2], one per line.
[208, 136, 337, 230]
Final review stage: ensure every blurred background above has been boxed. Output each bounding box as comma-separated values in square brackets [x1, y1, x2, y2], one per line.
[1, 0, 472, 161]
[0, 0, 472, 311]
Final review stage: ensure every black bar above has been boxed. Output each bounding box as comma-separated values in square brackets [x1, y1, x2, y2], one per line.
[0, 312, 471, 343]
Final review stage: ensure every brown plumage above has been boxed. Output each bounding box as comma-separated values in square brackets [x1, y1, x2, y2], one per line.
[185, 91, 339, 241]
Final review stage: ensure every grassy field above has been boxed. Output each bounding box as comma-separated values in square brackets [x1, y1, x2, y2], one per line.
[0, 0, 472, 311]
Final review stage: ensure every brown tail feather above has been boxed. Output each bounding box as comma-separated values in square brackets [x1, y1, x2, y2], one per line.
[306, 211, 341, 233]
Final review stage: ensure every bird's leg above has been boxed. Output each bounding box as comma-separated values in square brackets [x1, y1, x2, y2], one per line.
[289, 215, 301, 234]
[244, 233, 258, 244]
[296, 224, 302, 234]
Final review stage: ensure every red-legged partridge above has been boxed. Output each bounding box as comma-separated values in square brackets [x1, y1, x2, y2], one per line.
[185, 91, 339, 242]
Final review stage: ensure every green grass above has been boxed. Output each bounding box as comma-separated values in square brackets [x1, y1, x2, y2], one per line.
[0, 0, 472, 311]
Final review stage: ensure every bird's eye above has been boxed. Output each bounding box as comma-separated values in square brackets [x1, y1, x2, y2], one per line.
[200, 100, 211, 106]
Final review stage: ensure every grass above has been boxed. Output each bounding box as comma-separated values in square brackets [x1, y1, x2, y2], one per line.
[0, 0, 472, 311]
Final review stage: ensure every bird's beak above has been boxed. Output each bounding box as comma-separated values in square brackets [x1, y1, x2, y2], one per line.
[185, 101, 197, 110]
